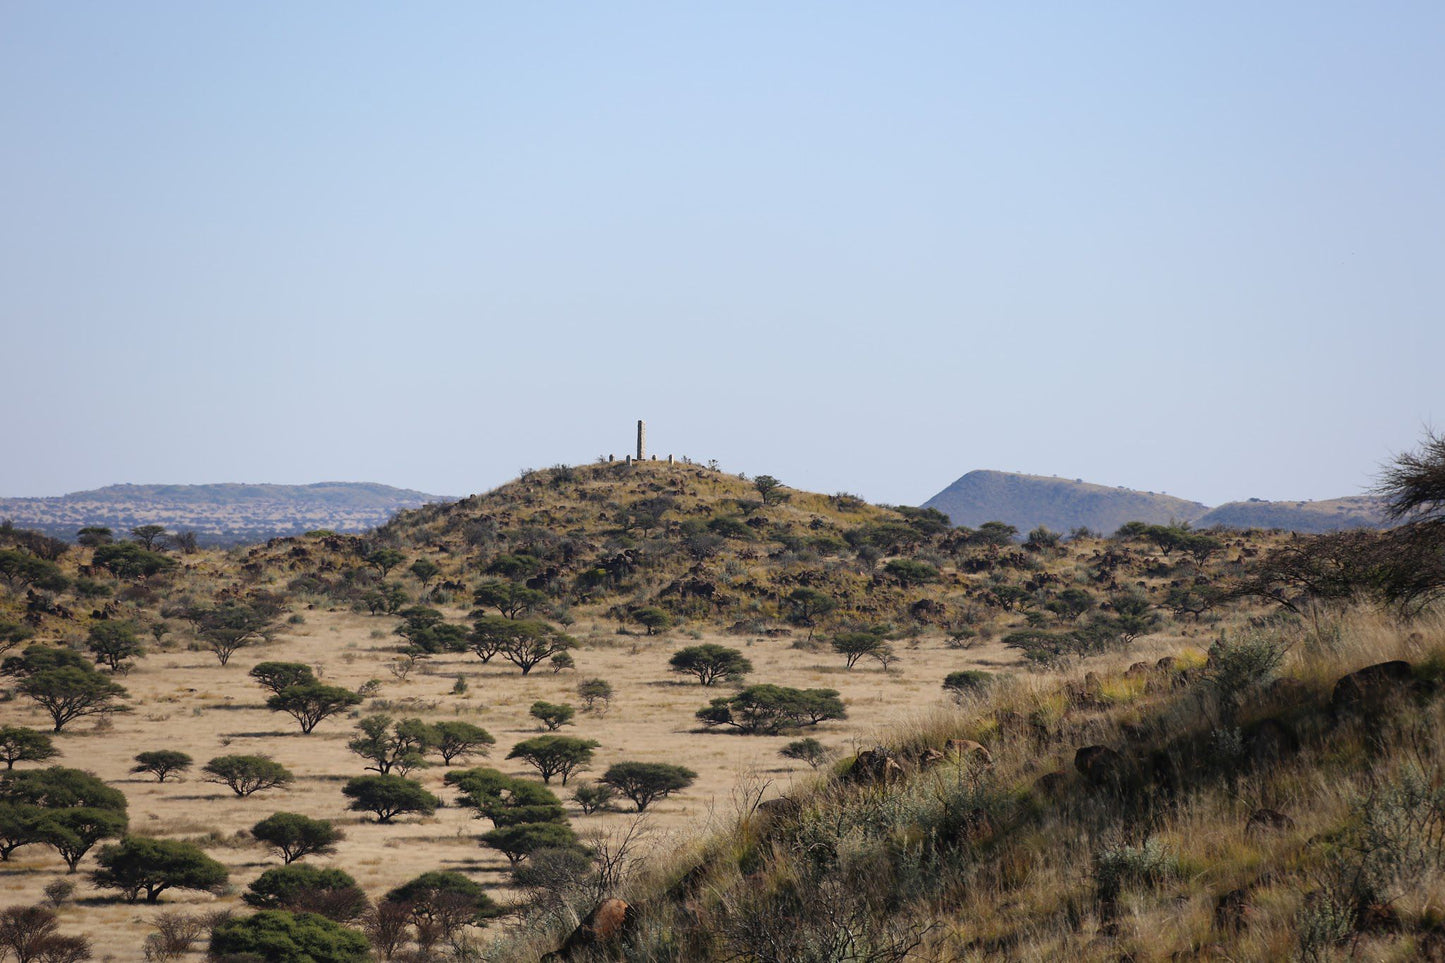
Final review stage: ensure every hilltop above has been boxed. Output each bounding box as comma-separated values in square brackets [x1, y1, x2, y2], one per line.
[0, 481, 451, 545]
[924, 469, 1387, 535]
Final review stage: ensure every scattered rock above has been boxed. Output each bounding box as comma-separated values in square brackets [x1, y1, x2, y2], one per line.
[1068, 671, 1106, 708]
[1331, 660, 1417, 715]
[917, 748, 947, 770]
[543, 898, 636, 960]
[1155, 656, 1178, 673]
[1245, 718, 1299, 766]
[1267, 676, 1309, 703]
[755, 796, 802, 826]
[1074, 745, 1127, 788]
[1245, 808, 1295, 836]
[1214, 888, 1254, 932]
[1034, 770, 1068, 797]
[1124, 661, 1154, 678]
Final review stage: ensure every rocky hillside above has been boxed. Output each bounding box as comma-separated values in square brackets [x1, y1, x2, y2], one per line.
[924, 470, 1386, 535]
[0, 482, 451, 545]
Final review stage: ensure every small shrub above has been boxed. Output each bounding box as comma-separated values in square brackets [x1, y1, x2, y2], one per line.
[942, 670, 993, 702]
[779, 738, 833, 769]
[577, 678, 613, 712]
[1207, 630, 1287, 704]
[42, 879, 74, 908]
[1296, 888, 1354, 961]
[572, 782, 617, 815]
[1092, 838, 1178, 903]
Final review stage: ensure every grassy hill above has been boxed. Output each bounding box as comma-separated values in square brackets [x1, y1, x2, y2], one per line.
[0, 458, 1436, 961]
[0, 481, 450, 545]
[924, 469, 1387, 535]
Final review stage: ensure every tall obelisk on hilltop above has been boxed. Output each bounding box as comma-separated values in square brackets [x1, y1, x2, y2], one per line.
[636, 420, 647, 461]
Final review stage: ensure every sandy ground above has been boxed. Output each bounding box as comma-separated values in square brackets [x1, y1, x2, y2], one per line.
[0, 607, 1022, 959]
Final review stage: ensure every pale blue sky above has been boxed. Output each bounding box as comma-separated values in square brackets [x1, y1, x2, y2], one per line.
[2, 3, 1440, 506]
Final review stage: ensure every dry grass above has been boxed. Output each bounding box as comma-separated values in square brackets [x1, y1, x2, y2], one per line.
[0, 606, 1038, 960]
[541, 602, 1445, 963]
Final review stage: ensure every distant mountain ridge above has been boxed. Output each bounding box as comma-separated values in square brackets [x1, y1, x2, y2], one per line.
[922, 470, 1388, 535]
[0, 482, 452, 545]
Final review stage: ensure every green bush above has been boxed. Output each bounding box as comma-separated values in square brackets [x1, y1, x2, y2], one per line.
[1206, 630, 1287, 704]
[1092, 838, 1178, 903]
[209, 910, 370, 963]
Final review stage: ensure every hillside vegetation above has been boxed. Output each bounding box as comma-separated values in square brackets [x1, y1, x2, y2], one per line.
[0, 437, 1439, 961]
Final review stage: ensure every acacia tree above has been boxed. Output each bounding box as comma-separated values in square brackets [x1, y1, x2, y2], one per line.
[830, 630, 887, 669]
[92, 836, 228, 903]
[366, 549, 407, 577]
[267, 683, 362, 734]
[0, 767, 129, 873]
[696, 685, 846, 735]
[785, 588, 837, 639]
[77, 526, 113, 547]
[409, 559, 440, 589]
[85, 622, 144, 672]
[129, 525, 168, 550]
[249, 662, 317, 696]
[444, 767, 567, 828]
[471, 581, 547, 619]
[202, 756, 294, 797]
[90, 544, 175, 580]
[470, 618, 574, 675]
[342, 775, 439, 823]
[347, 716, 433, 775]
[131, 751, 193, 783]
[600, 762, 696, 812]
[251, 812, 344, 864]
[0, 727, 58, 770]
[2, 646, 130, 732]
[753, 475, 785, 506]
[384, 871, 501, 947]
[528, 702, 575, 731]
[1378, 428, 1445, 523]
[244, 865, 368, 921]
[479, 823, 583, 870]
[0, 551, 68, 593]
[44, 806, 129, 872]
[506, 736, 599, 785]
[669, 644, 752, 686]
[196, 600, 280, 666]
[429, 722, 495, 766]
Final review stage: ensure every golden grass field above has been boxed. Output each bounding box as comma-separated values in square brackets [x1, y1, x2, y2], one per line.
[0, 604, 1204, 960]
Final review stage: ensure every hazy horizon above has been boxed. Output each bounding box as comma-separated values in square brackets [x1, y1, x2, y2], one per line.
[3, 4, 1439, 507]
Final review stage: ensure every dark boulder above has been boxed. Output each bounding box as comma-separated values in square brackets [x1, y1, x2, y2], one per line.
[1074, 745, 1128, 789]
[1245, 808, 1295, 837]
[1331, 660, 1416, 715]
